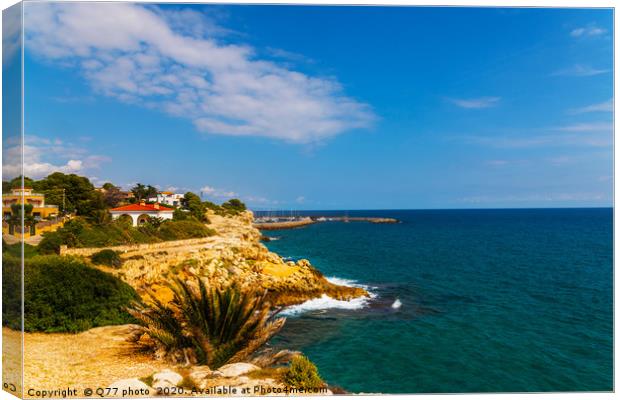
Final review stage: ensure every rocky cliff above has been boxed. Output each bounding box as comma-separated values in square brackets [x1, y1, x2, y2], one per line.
[89, 210, 367, 306]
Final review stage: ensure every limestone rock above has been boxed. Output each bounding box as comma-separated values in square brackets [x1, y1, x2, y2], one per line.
[188, 366, 213, 389]
[151, 369, 183, 389]
[217, 362, 260, 377]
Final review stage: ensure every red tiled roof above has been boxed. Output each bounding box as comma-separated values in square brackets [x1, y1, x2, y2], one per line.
[109, 203, 174, 212]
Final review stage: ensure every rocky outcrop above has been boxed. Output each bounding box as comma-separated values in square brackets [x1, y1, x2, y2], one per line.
[89, 210, 367, 307]
[118, 362, 335, 396]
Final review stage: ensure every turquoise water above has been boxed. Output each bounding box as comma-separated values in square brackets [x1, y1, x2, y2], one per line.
[261, 209, 613, 393]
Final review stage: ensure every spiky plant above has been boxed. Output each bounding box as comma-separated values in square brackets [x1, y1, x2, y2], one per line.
[128, 278, 286, 368]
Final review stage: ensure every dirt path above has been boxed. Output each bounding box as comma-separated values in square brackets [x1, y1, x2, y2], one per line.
[4, 326, 170, 397]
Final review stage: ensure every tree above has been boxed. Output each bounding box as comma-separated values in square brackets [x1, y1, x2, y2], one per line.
[131, 183, 147, 201]
[182, 192, 207, 222]
[222, 198, 247, 213]
[145, 185, 158, 199]
[34, 172, 97, 215]
[9, 203, 35, 234]
[102, 186, 124, 208]
[101, 182, 116, 191]
[131, 184, 158, 201]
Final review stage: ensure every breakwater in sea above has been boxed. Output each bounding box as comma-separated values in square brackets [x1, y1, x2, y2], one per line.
[254, 215, 399, 230]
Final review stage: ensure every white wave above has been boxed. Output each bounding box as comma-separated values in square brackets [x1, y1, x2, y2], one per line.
[325, 276, 378, 298]
[281, 294, 371, 316]
[281, 276, 377, 316]
[267, 236, 281, 241]
[325, 276, 360, 287]
[391, 299, 402, 309]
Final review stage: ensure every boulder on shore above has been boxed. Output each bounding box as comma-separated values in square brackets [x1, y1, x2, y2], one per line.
[217, 362, 260, 378]
[152, 369, 183, 389]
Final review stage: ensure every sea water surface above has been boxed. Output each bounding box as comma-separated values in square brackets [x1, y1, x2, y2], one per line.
[260, 209, 613, 393]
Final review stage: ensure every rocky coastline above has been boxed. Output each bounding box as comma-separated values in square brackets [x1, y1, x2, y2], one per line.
[11, 210, 368, 397]
[73, 209, 368, 307]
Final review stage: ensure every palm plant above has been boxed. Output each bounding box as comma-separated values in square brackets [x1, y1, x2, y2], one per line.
[128, 278, 285, 368]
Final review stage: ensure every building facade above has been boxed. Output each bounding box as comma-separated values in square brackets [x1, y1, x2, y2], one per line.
[109, 201, 174, 226]
[147, 191, 184, 207]
[2, 188, 59, 220]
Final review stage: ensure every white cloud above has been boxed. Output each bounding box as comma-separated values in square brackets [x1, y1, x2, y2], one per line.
[2, 4, 21, 66]
[200, 185, 237, 198]
[447, 97, 500, 109]
[569, 99, 613, 114]
[551, 64, 609, 77]
[243, 195, 278, 205]
[296, 196, 306, 203]
[570, 26, 606, 37]
[24, 3, 375, 144]
[2, 135, 109, 179]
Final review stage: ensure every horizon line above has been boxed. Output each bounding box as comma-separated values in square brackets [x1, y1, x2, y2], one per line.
[250, 206, 613, 212]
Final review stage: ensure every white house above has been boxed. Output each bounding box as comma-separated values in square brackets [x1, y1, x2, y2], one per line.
[109, 201, 174, 227]
[147, 191, 184, 207]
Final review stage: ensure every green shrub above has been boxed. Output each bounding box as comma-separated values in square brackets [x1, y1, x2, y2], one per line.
[283, 355, 324, 390]
[128, 278, 285, 368]
[91, 249, 122, 268]
[2, 255, 138, 332]
[3, 243, 39, 258]
[2, 255, 22, 330]
[157, 220, 215, 241]
[221, 199, 247, 215]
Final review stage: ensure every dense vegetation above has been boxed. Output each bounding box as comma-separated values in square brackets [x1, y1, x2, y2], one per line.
[4, 173, 105, 219]
[3, 174, 247, 223]
[283, 355, 325, 390]
[2, 255, 138, 332]
[38, 217, 216, 254]
[128, 278, 285, 368]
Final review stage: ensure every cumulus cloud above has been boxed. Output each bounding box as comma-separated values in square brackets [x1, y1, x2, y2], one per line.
[447, 97, 501, 109]
[24, 3, 375, 144]
[2, 135, 110, 179]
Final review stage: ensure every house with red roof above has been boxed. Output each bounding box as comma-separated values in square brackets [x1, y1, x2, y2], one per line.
[109, 200, 174, 226]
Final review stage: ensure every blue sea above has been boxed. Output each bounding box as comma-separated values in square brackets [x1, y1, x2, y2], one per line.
[259, 209, 613, 393]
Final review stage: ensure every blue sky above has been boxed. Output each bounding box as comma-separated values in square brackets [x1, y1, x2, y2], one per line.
[9, 4, 614, 209]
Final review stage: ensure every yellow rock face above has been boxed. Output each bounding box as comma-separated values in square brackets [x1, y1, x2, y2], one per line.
[91, 210, 367, 307]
